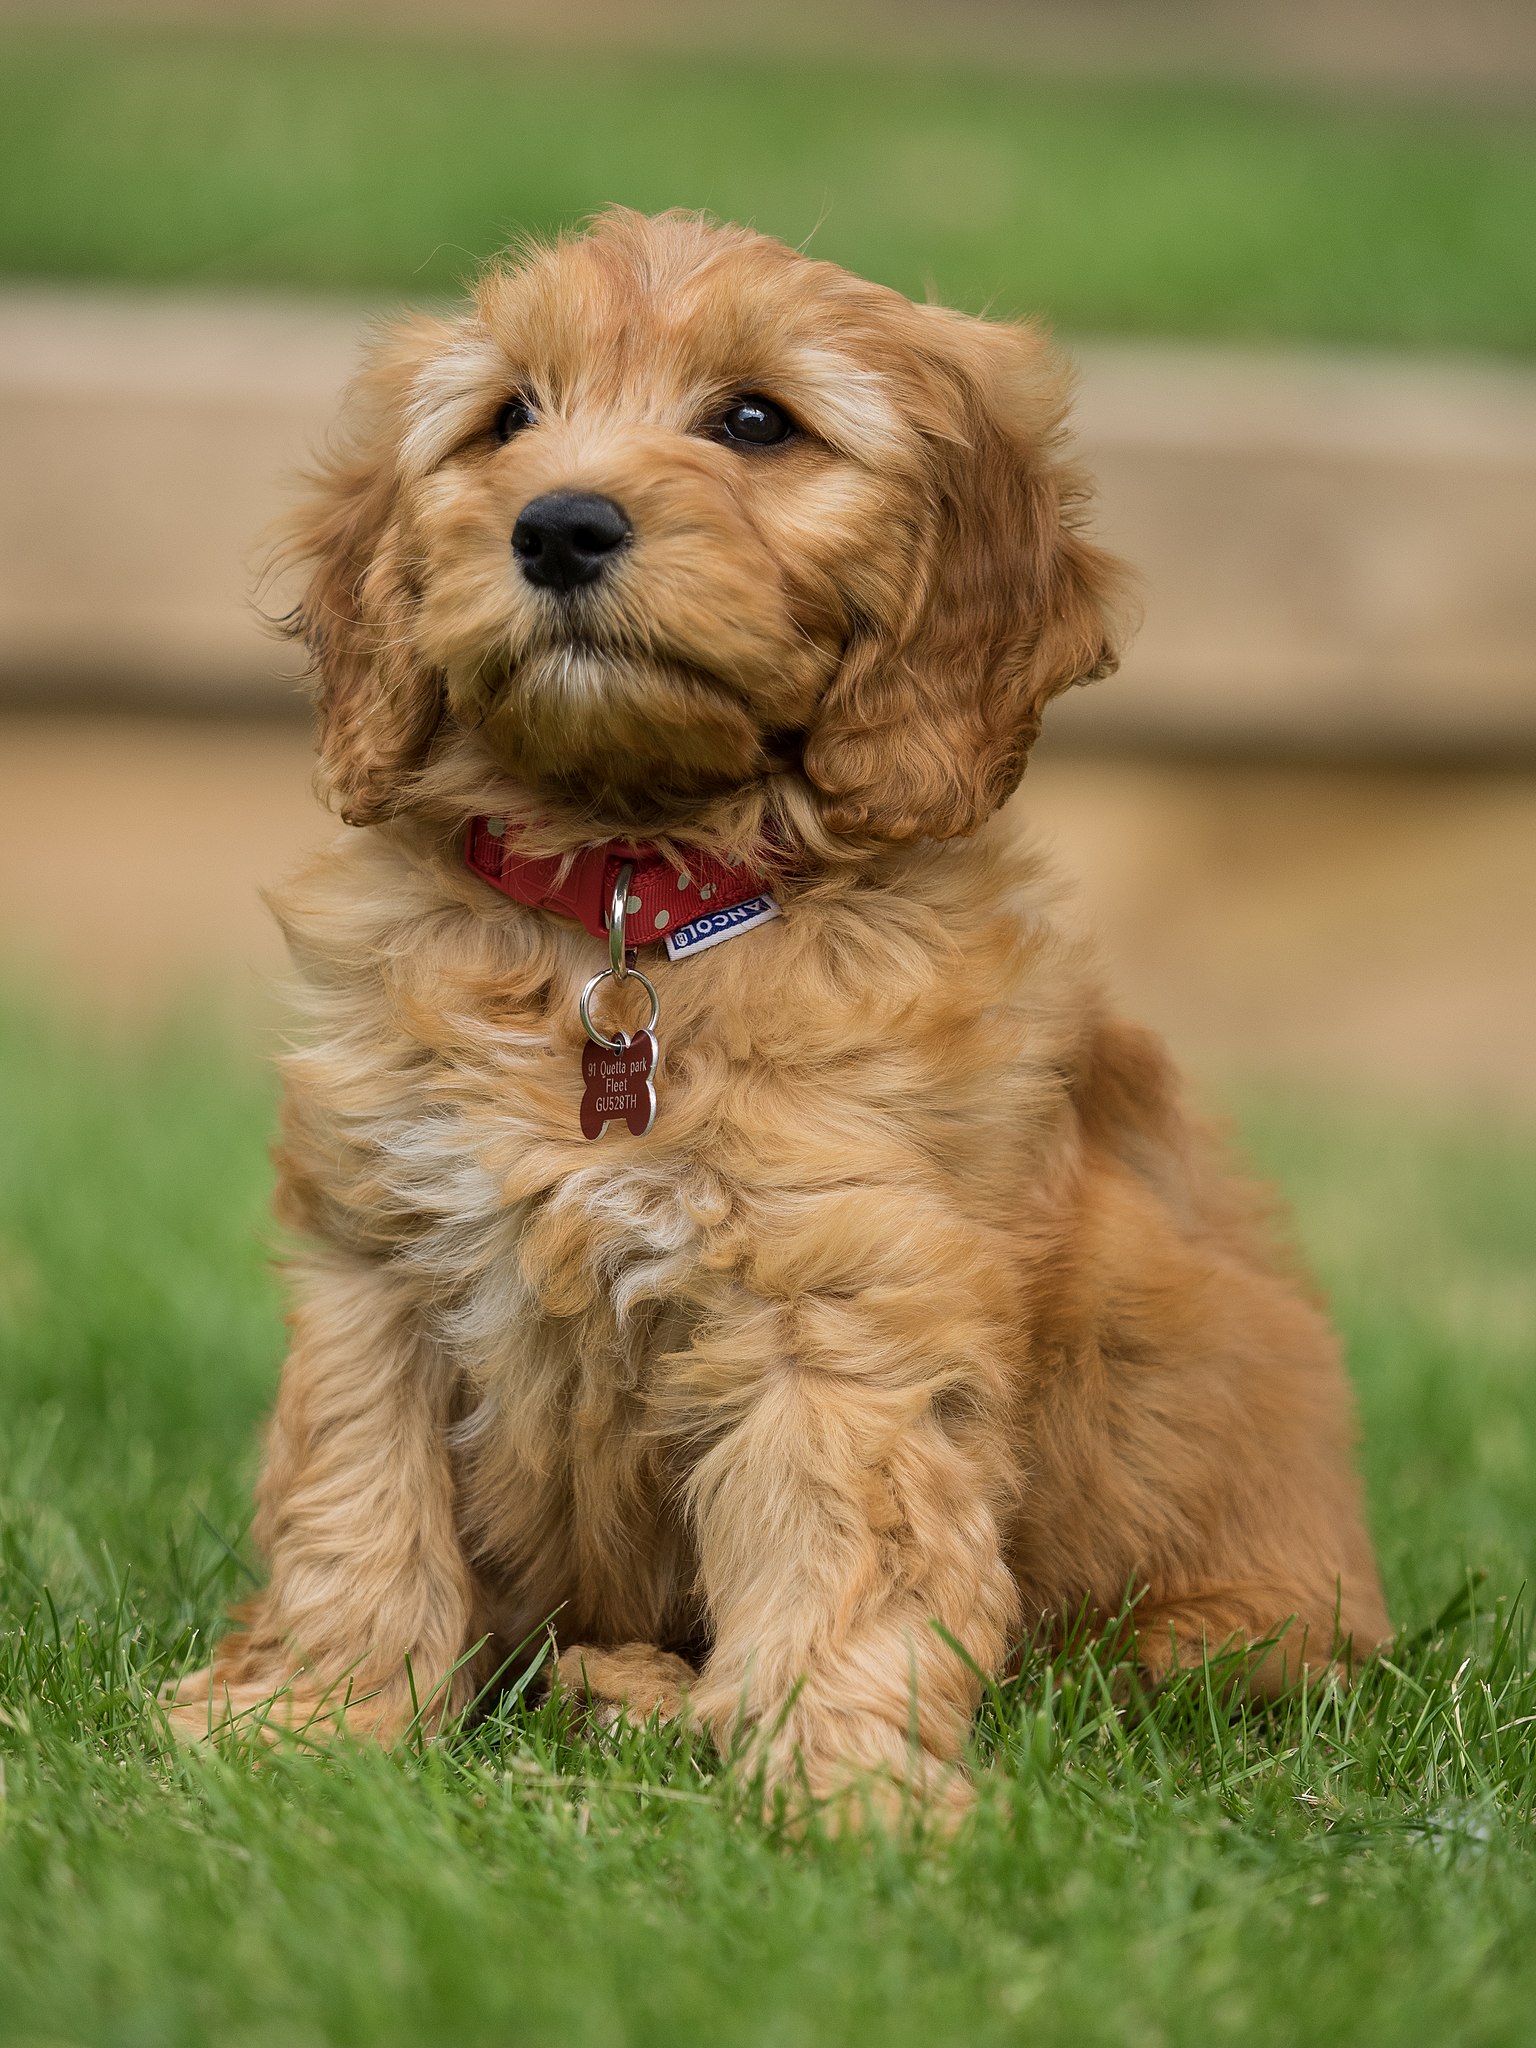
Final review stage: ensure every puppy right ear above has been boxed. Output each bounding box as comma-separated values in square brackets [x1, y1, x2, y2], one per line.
[279, 316, 451, 825]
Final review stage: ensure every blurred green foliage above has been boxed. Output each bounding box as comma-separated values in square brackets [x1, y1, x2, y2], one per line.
[1, 26, 1534, 348]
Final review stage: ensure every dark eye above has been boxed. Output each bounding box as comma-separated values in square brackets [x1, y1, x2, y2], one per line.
[719, 395, 795, 447]
[494, 394, 536, 442]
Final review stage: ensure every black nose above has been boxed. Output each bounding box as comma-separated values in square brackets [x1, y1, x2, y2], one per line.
[512, 490, 632, 592]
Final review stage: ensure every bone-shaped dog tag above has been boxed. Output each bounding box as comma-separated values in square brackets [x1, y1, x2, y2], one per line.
[579, 1030, 658, 1141]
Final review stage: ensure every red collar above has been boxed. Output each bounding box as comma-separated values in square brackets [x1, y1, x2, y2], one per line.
[465, 816, 779, 943]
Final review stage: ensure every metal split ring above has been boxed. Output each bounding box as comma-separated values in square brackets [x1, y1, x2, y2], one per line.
[607, 860, 635, 980]
[579, 966, 659, 1051]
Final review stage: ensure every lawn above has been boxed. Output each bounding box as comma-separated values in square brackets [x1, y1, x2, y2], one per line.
[1, 993, 1534, 2046]
[1, 26, 1535, 352]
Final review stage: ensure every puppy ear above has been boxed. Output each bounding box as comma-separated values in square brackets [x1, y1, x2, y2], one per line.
[280, 317, 450, 825]
[803, 308, 1128, 843]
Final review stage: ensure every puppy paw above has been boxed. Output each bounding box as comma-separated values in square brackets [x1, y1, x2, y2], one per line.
[160, 1664, 330, 1746]
[554, 1642, 696, 1730]
[160, 1662, 402, 1748]
[716, 1712, 976, 1838]
[1123, 1607, 1359, 1708]
[799, 1753, 976, 1839]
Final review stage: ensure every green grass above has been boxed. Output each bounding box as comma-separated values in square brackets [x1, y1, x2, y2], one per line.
[2, 993, 1535, 2047]
[2, 27, 1536, 350]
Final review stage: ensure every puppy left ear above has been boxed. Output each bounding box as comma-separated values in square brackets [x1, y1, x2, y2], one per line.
[803, 307, 1128, 843]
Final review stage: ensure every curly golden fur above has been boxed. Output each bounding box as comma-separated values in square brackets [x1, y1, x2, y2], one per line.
[168, 210, 1388, 1820]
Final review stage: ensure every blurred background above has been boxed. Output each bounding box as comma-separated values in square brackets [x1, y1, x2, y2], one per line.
[1, 0, 1533, 1105]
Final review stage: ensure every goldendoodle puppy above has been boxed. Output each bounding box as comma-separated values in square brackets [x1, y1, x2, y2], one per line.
[169, 209, 1388, 1820]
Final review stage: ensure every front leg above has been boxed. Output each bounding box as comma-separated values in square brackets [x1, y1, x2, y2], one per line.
[680, 1251, 1021, 1826]
[167, 1256, 475, 1744]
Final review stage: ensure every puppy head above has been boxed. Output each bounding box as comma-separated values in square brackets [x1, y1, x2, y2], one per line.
[286, 208, 1125, 839]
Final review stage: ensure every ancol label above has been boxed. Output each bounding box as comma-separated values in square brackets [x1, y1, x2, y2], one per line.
[663, 893, 781, 962]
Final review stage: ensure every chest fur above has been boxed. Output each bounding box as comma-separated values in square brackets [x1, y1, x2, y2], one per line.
[271, 823, 1082, 1632]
